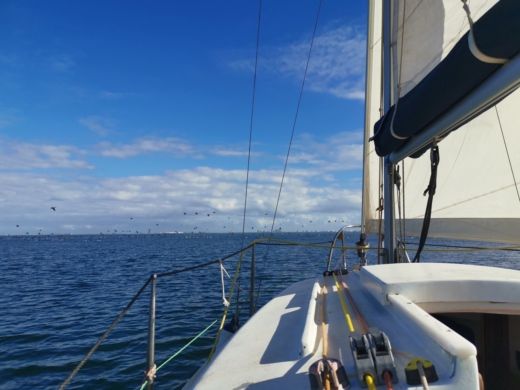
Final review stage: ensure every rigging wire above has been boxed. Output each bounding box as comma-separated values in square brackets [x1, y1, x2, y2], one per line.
[376, 158, 384, 264]
[234, 0, 263, 334]
[266, 0, 323, 249]
[240, 0, 263, 248]
[495, 105, 520, 204]
[396, 0, 407, 257]
[402, 160, 406, 242]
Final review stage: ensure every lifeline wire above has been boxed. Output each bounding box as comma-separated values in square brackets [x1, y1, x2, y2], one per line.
[266, 0, 323, 246]
[396, 0, 407, 250]
[59, 276, 152, 390]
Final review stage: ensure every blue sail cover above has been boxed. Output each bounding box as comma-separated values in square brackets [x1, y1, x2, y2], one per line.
[373, 0, 520, 157]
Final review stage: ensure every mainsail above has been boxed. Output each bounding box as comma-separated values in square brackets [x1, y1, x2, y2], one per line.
[362, 0, 520, 243]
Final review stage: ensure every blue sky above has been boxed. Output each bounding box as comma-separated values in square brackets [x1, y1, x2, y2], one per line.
[0, 0, 367, 234]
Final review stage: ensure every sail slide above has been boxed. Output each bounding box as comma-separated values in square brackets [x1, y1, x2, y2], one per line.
[372, 0, 520, 157]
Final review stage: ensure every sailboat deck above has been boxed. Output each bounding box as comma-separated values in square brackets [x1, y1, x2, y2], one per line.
[186, 263, 520, 389]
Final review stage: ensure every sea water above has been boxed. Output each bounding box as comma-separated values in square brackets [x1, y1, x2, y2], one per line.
[1, 232, 519, 389]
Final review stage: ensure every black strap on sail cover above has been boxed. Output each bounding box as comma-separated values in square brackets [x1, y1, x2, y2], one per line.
[413, 145, 440, 263]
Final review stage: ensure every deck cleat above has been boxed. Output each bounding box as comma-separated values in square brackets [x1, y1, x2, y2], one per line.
[309, 358, 349, 390]
[349, 335, 377, 387]
[366, 329, 398, 385]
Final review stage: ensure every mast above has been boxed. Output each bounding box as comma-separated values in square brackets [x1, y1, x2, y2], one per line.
[382, 0, 396, 263]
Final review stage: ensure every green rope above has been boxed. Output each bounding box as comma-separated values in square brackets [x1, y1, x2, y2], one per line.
[139, 319, 218, 390]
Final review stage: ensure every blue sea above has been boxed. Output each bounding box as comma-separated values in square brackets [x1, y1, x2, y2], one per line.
[1, 232, 519, 389]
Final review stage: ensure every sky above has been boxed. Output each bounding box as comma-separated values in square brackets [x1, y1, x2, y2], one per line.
[0, 0, 368, 234]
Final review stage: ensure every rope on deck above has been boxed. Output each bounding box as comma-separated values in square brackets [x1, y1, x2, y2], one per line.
[332, 273, 355, 333]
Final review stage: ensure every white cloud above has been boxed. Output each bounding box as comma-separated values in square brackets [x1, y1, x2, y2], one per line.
[0, 127, 365, 233]
[0, 139, 92, 170]
[229, 24, 366, 100]
[97, 137, 195, 158]
[289, 131, 363, 171]
[0, 165, 361, 234]
[212, 147, 262, 157]
[99, 90, 135, 99]
[79, 116, 115, 136]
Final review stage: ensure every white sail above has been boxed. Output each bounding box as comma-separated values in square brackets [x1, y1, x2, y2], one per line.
[363, 0, 520, 243]
[403, 88, 520, 243]
[394, 0, 498, 97]
[362, 0, 383, 237]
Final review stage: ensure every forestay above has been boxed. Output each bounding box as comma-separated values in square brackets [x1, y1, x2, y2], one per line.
[362, 0, 520, 243]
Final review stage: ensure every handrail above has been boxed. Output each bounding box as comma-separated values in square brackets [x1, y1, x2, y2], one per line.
[326, 225, 358, 271]
[60, 237, 331, 389]
[59, 276, 153, 390]
[59, 241, 256, 389]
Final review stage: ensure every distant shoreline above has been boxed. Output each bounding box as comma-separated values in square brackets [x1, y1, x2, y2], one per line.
[0, 230, 357, 237]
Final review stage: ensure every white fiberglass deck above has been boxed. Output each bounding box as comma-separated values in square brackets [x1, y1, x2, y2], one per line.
[185, 263, 520, 389]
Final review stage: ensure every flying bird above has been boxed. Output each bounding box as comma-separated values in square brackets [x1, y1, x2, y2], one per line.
[50, 206, 56, 211]
[183, 212, 187, 215]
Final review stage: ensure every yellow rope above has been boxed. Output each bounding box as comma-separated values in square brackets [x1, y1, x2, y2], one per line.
[332, 274, 355, 333]
[365, 374, 377, 390]
[320, 285, 328, 358]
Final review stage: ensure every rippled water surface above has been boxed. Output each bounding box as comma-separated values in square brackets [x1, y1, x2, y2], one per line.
[1, 232, 519, 389]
